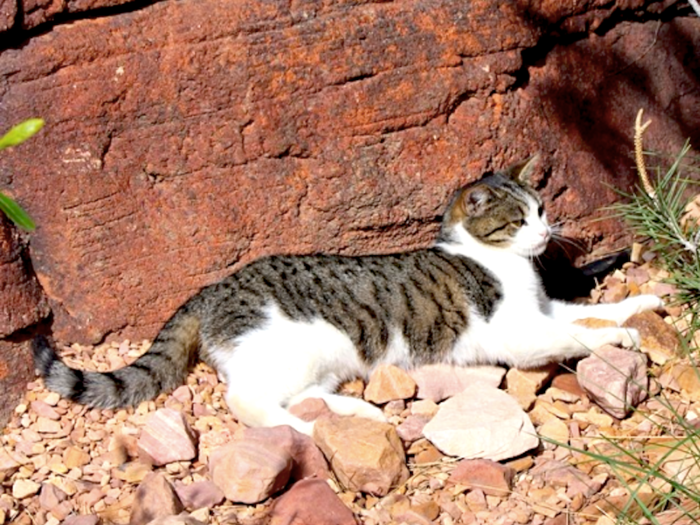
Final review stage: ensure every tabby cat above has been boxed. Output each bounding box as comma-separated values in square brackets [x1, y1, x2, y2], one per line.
[33, 158, 663, 435]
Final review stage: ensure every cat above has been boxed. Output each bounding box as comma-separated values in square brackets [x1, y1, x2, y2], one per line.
[33, 157, 663, 435]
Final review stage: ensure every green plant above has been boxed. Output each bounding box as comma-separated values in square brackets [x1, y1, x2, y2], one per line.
[0, 118, 44, 231]
[561, 110, 700, 524]
[611, 110, 700, 345]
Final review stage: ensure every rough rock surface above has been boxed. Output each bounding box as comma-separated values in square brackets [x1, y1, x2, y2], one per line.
[313, 416, 408, 496]
[0, 217, 50, 428]
[623, 311, 681, 365]
[422, 385, 539, 461]
[269, 479, 358, 525]
[208, 434, 294, 504]
[130, 472, 184, 525]
[0, 1, 698, 345]
[576, 345, 649, 419]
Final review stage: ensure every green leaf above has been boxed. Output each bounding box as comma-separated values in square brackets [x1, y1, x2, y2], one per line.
[0, 193, 35, 231]
[0, 118, 45, 150]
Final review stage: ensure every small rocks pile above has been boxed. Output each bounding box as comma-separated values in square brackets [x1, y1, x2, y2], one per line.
[2, 246, 700, 525]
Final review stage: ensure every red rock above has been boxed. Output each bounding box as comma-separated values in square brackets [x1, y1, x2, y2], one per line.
[130, 472, 184, 525]
[289, 397, 333, 422]
[208, 435, 293, 504]
[269, 478, 358, 525]
[364, 364, 416, 404]
[0, 213, 50, 429]
[422, 386, 539, 461]
[173, 480, 225, 510]
[448, 459, 515, 498]
[409, 365, 506, 402]
[576, 345, 648, 419]
[0, 2, 696, 348]
[0, 217, 50, 338]
[313, 416, 408, 496]
[137, 409, 197, 466]
[39, 482, 67, 510]
[551, 373, 586, 398]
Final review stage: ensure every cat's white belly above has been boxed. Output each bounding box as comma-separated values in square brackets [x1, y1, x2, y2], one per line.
[215, 303, 366, 398]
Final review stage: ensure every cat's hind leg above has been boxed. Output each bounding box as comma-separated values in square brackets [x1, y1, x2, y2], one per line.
[215, 303, 368, 436]
[288, 386, 387, 423]
[225, 389, 314, 435]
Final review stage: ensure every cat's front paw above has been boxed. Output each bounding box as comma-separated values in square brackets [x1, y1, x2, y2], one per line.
[623, 294, 665, 317]
[617, 327, 641, 349]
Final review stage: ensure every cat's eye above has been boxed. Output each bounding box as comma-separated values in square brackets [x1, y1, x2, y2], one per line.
[537, 204, 544, 216]
[513, 219, 525, 227]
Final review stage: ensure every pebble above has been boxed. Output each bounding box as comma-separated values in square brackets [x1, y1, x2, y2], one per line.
[448, 459, 515, 497]
[12, 479, 41, 499]
[506, 365, 558, 410]
[364, 364, 417, 404]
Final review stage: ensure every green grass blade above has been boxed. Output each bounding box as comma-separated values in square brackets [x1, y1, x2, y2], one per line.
[0, 193, 35, 231]
[0, 118, 45, 150]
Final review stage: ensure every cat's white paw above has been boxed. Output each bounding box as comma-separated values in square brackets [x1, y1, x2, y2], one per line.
[617, 327, 641, 349]
[623, 294, 664, 316]
[353, 403, 387, 423]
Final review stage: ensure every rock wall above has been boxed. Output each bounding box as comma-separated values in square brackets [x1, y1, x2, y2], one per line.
[0, 0, 698, 352]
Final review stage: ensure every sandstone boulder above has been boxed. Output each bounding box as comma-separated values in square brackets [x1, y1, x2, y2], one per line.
[0, 1, 697, 349]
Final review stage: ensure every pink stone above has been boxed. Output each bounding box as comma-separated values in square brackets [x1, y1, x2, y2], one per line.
[396, 415, 430, 443]
[30, 400, 61, 420]
[289, 397, 333, 422]
[209, 437, 293, 504]
[173, 480, 225, 510]
[576, 345, 648, 419]
[137, 409, 197, 466]
[129, 472, 184, 525]
[409, 364, 505, 402]
[269, 478, 358, 525]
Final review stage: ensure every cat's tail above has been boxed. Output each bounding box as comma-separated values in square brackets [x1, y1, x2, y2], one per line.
[32, 306, 201, 409]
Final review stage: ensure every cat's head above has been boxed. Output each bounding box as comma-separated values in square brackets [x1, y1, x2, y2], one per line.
[439, 157, 551, 257]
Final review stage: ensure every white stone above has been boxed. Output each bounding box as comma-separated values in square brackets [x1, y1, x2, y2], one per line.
[422, 386, 538, 461]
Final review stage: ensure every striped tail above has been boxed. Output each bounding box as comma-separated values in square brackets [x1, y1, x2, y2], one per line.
[32, 309, 201, 409]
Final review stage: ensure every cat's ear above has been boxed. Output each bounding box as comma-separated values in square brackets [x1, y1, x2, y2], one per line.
[460, 184, 495, 215]
[505, 155, 539, 185]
